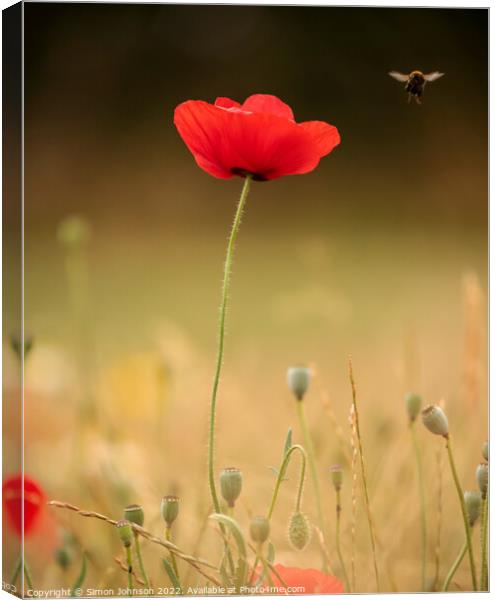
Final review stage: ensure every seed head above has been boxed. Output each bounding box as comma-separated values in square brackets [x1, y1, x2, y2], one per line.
[464, 490, 482, 526]
[476, 462, 488, 498]
[482, 441, 489, 462]
[124, 504, 144, 527]
[405, 393, 422, 422]
[116, 519, 133, 547]
[421, 405, 449, 437]
[161, 496, 180, 527]
[287, 366, 311, 401]
[219, 468, 243, 508]
[330, 464, 343, 491]
[249, 515, 270, 544]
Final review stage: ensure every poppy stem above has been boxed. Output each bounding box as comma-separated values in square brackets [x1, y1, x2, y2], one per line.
[444, 435, 478, 590]
[295, 400, 329, 572]
[410, 420, 427, 591]
[23, 561, 34, 591]
[348, 358, 380, 591]
[9, 554, 22, 587]
[335, 488, 351, 592]
[441, 539, 468, 591]
[134, 532, 150, 588]
[267, 444, 307, 519]
[166, 527, 181, 583]
[480, 491, 488, 589]
[125, 545, 134, 595]
[207, 175, 252, 517]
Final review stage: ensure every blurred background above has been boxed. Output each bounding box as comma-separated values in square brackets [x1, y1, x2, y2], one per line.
[4, 4, 488, 594]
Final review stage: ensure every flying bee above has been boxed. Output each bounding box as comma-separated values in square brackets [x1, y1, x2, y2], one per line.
[388, 70, 444, 104]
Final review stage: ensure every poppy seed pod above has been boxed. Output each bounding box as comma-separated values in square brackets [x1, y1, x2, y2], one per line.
[476, 462, 488, 498]
[405, 393, 422, 422]
[161, 496, 180, 527]
[250, 515, 270, 545]
[287, 367, 311, 401]
[124, 504, 144, 527]
[421, 405, 449, 437]
[330, 465, 343, 491]
[288, 512, 311, 550]
[116, 519, 133, 547]
[482, 441, 489, 462]
[220, 468, 243, 508]
[464, 491, 482, 526]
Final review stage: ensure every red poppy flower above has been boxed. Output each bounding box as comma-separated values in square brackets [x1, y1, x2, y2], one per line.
[174, 94, 340, 181]
[2, 474, 45, 537]
[256, 564, 344, 594]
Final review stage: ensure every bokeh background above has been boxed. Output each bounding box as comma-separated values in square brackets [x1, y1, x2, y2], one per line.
[4, 4, 488, 595]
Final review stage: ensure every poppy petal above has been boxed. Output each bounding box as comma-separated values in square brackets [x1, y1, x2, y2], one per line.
[215, 97, 242, 110]
[299, 121, 341, 156]
[242, 94, 295, 121]
[2, 474, 45, 537]
[174, 101, 234, 179]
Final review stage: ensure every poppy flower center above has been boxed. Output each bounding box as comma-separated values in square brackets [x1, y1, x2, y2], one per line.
[231, 167, 269, 182]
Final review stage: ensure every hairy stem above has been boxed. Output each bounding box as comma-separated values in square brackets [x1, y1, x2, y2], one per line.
[442, 540, 467, 591]
[445, 436, 477, 590]
[295, 400, 328, 571]
[207, 175, 252, 516]
[268, 444, 307, 519]
[134, 533, 150, 588]
[410, 420, 427, 590]
[335, 488, 351, 592]
[125, 546, 133, 595]
[480, 493, 488, 590]
[166, 527, 180, 582]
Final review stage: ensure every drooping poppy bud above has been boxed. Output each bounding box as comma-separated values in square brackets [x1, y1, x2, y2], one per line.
[161, 496, 180, 528]
[287, 367, 311, 401]
[250, 516, 270, 545]
[124, 504, 144, 527]
[405, 393, 422, 422]
[421, 405, 449, 437]
[220, 468, 243, 508]
[288, 512, 311, 550]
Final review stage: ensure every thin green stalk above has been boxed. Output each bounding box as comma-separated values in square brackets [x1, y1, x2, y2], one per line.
[335, 488, 351, 592]
[10, 554, 22, 587]
[268, 444, 307, 519]
[24, 562, 34, 592]
[348, 358, 380, 591]
[252, 444, 307, 578]
[134, 533, 150, 588]
[480, 494, 488, 590]
[445, 436, 477, 590]
[410, 421, 427, 591]
[207, 175, 252, 517]
[125, 545, 133, 595]
[442, 540, 467, 591]
[166, 527, 181, 582]
[295, 400, 328, 571]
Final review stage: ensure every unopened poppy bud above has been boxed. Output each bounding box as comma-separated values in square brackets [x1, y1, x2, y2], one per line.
[161, 496, 179, 527]
[464, 491, 482, 526]
[405, 393, 422, 422]
[250, 516, 270, 544]
[482, 441, 489, 461]
[288, 512, 311, 550]
[116, 519, 133, 547]
[124, 504, 144, 527]
[287, 367, 311, 401]
[330, 465, 343, 491]
[476, 462, 488, 498]
[421, 405, 449, 437]
[55, 547, 72, 571]
[220, 468, 243, 508]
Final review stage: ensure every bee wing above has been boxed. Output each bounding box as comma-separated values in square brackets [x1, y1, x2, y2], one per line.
[423, 71, 445, 82]
[388, 71, 409, 82]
